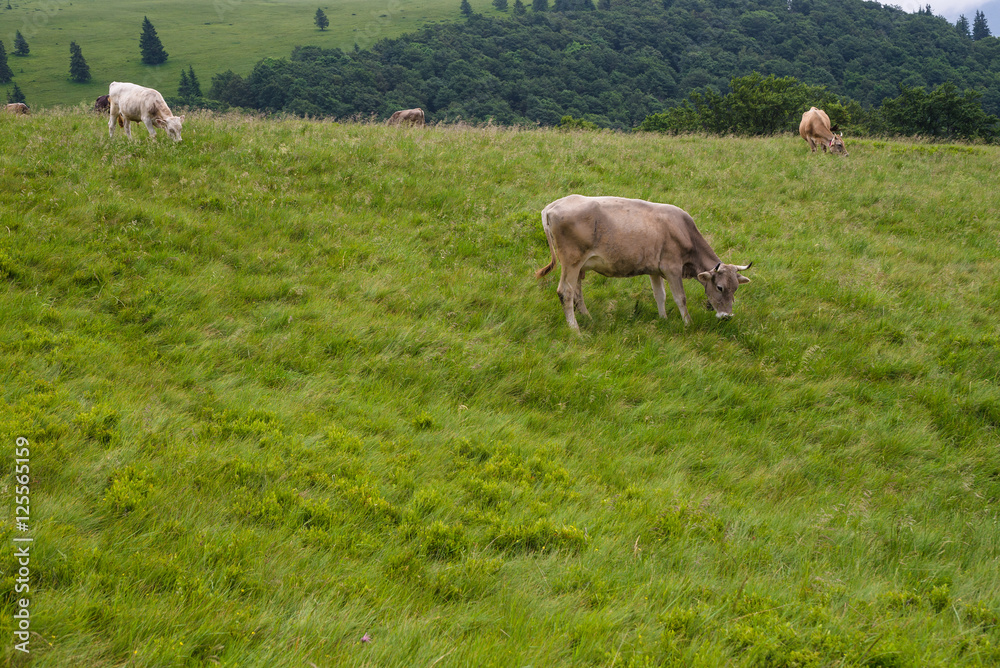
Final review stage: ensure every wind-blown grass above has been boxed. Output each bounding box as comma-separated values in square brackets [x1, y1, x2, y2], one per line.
[2, 110, 1000, 666]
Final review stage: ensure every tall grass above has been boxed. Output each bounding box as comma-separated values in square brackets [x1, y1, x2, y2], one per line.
[2, 110, 1000, 667]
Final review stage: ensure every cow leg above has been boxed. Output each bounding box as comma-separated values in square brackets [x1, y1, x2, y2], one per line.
[575, 269, 590, 318]
[557, 264, 583, 332]
[142, 117, 158, 138]
[665, 274, 692, 326]
[649, 275, 668, 318]
[108, 103, 118, 138]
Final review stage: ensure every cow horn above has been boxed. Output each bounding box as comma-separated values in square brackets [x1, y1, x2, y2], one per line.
[713, 262, 722, 273]
[735, 261, 753, 271]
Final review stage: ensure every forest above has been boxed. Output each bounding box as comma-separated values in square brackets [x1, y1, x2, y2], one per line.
[202, 0, 1000, 136]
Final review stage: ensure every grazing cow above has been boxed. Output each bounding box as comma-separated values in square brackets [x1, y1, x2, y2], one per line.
[799, 107, 847, 155]
[386, 108, 425, 127]
[536, 195, 752, 332]
[5, 103, 29, 115]
[108, 81, 184, 142]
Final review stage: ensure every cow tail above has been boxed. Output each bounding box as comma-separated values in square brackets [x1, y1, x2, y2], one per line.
[535, 206, 558, 278]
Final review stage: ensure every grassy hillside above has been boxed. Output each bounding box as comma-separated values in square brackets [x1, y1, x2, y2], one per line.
[2, 111, 1000, 667]
[0, 0, 494, 110]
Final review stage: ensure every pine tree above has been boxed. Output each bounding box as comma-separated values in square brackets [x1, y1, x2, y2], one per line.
[13, 31, 28, 57]
[139, 16, 168, 65]
[493, 0, 508, 11]
[315, 8, 329, 31]
[973, 10, 991, 40]
[532, 0, 548, 11]
[598, 0, 610, 9]
[956, 15, 971, 39]
[7, 82, 25, 104]
[513, 0, 526, 14]
[461, 0, 473, 16]
[178, 68, 191, 98]
[0, 41, 12, 84]
[188, 65, 202, 97]
[69, 41, 91, 82]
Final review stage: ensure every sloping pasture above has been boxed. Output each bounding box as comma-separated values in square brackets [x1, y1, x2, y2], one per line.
[2, 111, 1000, 666]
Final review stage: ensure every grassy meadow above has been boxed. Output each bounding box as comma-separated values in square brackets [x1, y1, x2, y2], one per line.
[2, 110, 1000, 667]
[0, 0, 494, 110]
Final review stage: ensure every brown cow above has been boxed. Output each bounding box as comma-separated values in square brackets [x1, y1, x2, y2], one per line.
[799, 107, 847, 155]
[95, 94, 124, 127]
[108, 81, 184, 142]
[536, 195, 752, 332]
[386, 108, 425, 127]
[5, 103, 29, 115]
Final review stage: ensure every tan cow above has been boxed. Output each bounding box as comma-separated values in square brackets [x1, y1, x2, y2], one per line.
[108, 82, 184, 142]
[536, 195, 752, 332]
[799, 107, 847, 155]
[386, 108, 425, 127]
[5, 103, 29, 115]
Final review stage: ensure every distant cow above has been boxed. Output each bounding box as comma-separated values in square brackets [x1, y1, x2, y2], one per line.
[5, 103, 29, 115]
[536, 195, 752, 332]
[386, 108, 425, 127]
[108, 81, 184, 142]
[94, 94, 125, 127]
[799, 107, 847, 155]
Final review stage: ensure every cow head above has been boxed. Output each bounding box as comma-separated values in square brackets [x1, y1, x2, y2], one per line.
[828, 134, 848, 156]
[697, 262, 752, 319]
[155, 115, 185, 142]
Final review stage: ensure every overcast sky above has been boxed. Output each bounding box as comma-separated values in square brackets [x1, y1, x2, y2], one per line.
[897, 0, 1000, 32]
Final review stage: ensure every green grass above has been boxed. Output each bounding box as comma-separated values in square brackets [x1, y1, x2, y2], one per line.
[2, 110, 1000, 667]
[0, 0, 497, 110]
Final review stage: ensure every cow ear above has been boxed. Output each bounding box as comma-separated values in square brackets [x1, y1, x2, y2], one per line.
[738, 275, 751, 285]
[153, 117, 167, 128]
[179, 115, 186, 122]
[697, 271, 712, 285]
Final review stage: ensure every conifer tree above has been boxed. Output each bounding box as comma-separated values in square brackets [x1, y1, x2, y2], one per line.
[13, 31, 28, 57]
[69, 41, 91, 82]
[973, 10, 991, 40]
[187, 65, 201, 97]
[956, 15, 971, 39]
[315, 8, 329, 31]
[532, 0, 548, 11]
[493, 0, 508, 11]
[0, 41, 12, 83]
[513, 0, 526, 14]
[461, 0, 473, 16]
[178, 68, 191, 98]
[139, 16, 168, 65]
[7, 82, 25, 104]
[597, 0, 610, 9]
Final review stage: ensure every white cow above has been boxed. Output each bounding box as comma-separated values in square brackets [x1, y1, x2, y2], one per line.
[108, 82, 184, 142]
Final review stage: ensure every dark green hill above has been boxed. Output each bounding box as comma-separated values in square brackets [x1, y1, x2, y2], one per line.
[209, 0, 1000, 127]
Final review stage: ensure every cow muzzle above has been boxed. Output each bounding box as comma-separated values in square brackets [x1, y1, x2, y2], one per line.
[715, 311, 733, 320]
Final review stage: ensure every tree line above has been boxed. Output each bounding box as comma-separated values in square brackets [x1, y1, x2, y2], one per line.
[638, 72, 998, 141]
[198, 0, 1000, 140]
